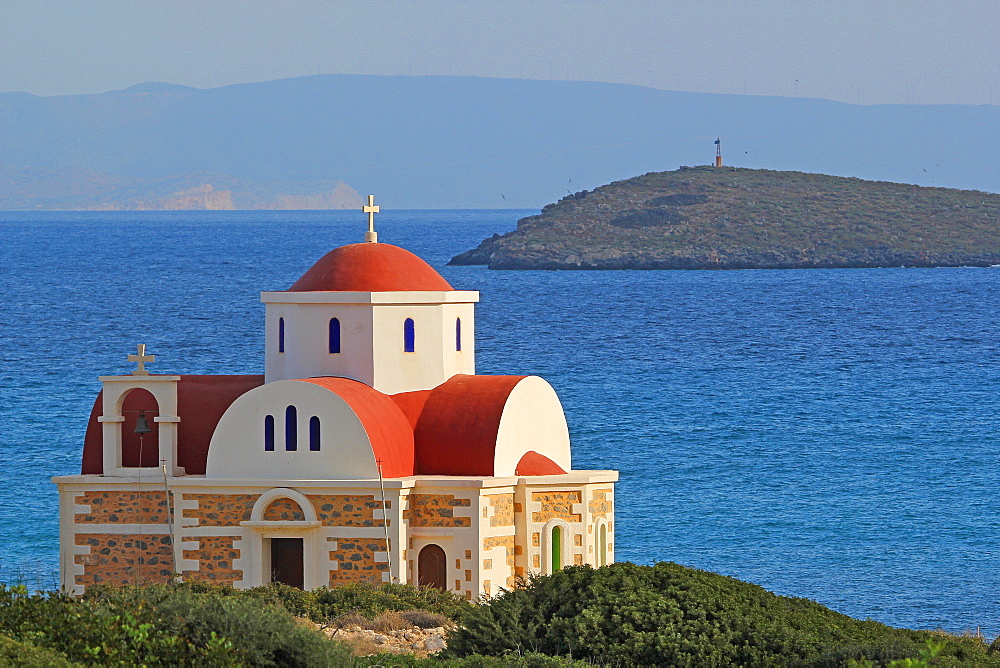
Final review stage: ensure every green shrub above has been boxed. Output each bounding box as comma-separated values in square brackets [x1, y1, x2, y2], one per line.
[0, 633, 79, 667]
[85, 583, 351, 666]
[242, 582, 316, 618]
[355, 651, 591, 666]
[1, 584, 236, 665]
[444, 562, 999, 666]
[310, 581, 471, 622]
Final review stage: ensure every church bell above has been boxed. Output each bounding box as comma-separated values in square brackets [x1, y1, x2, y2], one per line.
[133, 411, 152, 435]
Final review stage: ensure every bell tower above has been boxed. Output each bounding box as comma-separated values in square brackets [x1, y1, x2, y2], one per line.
[97, 345, 183, 477]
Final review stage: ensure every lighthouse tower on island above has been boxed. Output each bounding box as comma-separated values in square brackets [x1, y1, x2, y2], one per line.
[54, 200, 618, 597]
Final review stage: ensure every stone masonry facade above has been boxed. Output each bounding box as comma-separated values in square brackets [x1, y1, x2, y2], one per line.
[181, 535, 243, 585]
[62, 482, 613, 595]
[74, 532, 174, 588]
[328, 537, 388, 584]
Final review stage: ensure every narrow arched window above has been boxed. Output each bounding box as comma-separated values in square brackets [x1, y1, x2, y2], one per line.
[455, 317, 462, 351]
[328, 318, 341, 354]
[309, 416, 321, 451]
[551, 525, 562, 572]
[285, 405, 297, 451]
[403, 318, 415, 352]
[278, 317, 285, 353]
[599, 523, 608, 567]
[264, 415, 275, 451]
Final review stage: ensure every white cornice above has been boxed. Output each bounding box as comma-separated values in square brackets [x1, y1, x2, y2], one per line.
[260, 290, 479, 305]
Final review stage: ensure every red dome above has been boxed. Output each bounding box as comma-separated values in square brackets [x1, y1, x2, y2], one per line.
[289, 243, 453, 292]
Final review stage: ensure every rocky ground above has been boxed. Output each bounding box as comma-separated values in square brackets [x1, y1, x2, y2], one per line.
[305, 620, 451, 658]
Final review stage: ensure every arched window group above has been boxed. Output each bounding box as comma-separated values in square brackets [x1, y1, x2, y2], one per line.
[278, 314, 469, 357]
[265, 407, 321, 452]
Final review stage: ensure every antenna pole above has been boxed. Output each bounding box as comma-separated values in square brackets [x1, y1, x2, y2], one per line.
[376, 458, 393, 582]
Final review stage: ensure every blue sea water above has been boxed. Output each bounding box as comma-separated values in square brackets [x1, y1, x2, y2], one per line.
[2, 210, 999, 636]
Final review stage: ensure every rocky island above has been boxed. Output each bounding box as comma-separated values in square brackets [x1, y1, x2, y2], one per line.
[450, 167, 1000, 270]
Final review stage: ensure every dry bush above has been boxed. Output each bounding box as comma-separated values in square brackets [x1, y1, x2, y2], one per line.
[367, 610, 412, 632]
[330, 612, 368, 629]
[399, 609, 450, 629]
[341, 635, 384, 657]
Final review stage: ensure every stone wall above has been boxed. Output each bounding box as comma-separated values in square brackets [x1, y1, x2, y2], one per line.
[531, 491, 582, 523]
[328, 537, 388, 584]
[182, 493, 258, 526]
[589, 488, 613, 519]
[74, 533, 173, 587]
[74, 491, 170, 524]
[182, 536, 242, 585]
[404, 494, 472, 527]
[485, 493, 515, 527]
[263, 498, 306, 521]
[483, 535, 516, 589]
[309, 495, 384, 527]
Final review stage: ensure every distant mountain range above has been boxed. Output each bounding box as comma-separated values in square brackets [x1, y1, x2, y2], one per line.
[0, 75, 997, 210]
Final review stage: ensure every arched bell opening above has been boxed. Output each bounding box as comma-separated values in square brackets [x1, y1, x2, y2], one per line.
[119, 388, 160, 467]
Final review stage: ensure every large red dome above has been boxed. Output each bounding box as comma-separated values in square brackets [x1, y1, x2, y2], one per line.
[288, 243, 454, 292]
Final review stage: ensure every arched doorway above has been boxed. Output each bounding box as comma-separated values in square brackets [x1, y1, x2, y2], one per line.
[417, 544, 447, 590]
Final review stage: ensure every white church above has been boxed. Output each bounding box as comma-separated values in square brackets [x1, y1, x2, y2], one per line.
[54, 199, 617, 598]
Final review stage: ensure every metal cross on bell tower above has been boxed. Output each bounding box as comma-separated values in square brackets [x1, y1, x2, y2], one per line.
[363, 194, 380, 243]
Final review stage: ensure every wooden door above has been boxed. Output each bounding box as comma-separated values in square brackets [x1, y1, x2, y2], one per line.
[417, 544, 447, 590]
[270, 538, 304, 589]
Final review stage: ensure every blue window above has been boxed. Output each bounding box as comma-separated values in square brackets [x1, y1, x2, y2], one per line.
[456, 317, 462, 351]
[285, 405, 297, 451]
[264, 415, 275, 451]
[309, 416, 321, 451]
[329, 318, 341, 354]
[403, 318, 415, 353]
[278, 317, 285, 353]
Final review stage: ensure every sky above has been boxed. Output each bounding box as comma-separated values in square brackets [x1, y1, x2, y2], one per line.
[1, 0, 997, 105]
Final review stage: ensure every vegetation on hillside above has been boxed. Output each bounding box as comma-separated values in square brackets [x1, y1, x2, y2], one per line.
[446, 562, 998, 666]
[3, 564, 998, 666]
[450, 167, 1000, 269]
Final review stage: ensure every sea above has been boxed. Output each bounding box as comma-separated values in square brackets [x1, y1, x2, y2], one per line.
[2, 210, 999, 637]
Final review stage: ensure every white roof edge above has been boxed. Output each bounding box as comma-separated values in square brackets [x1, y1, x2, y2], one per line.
[260, 290, 480, 304]
[52, 470, 618, 487]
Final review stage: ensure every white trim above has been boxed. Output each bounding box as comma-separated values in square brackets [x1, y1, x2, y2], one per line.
[235, 488, 325, 589]
[242, 521, 322, 529]
[541, 518, 570, 575]
[595, 517, 610, 567]
[248, 488, 319, 522]
[261, 291, 480, 305]
[52, 470, 620, 487]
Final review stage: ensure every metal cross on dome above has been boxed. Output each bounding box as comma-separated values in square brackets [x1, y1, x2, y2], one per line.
[127, 344, 155, 376]
[363, 194, 379, 243]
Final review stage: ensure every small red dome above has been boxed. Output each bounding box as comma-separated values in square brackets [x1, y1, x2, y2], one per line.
[289, 243, 453, 292]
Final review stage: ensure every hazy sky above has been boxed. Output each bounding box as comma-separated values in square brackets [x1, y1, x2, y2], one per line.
[2, 0, 997, 105]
